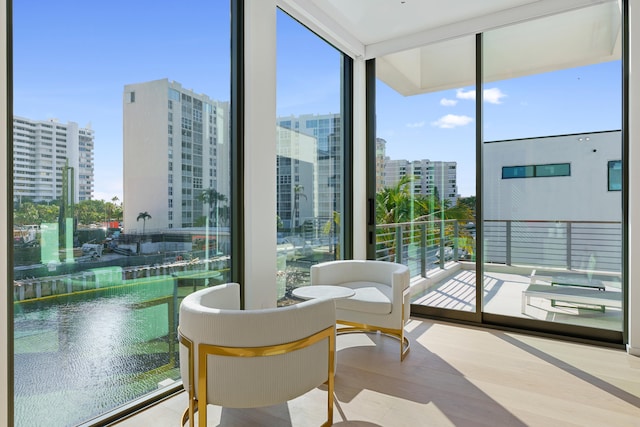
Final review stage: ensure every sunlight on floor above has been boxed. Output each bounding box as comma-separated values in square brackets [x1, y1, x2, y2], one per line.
[411, 267, 622, 331]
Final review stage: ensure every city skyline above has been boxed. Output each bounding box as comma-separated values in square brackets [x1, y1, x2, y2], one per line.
[13, 2, 622, 201]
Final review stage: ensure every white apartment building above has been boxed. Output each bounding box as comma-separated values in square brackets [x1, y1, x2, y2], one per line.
[276, 126, 316, 229]
[123, 79, 230, 232]
[13, 116, 94, 203]
[384, 158, 458, 205]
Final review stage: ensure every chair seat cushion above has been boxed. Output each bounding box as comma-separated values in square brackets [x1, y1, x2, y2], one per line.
[335, 281, 392, 314]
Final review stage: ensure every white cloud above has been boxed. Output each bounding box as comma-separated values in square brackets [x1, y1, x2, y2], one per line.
[456, 88, 476, 101]
[456, 87, 507, 104]
[440, 98, 458, 107]
[484, 87, 507, 104]
[406, 121, 425, 128]
[431, 114, 473, 129]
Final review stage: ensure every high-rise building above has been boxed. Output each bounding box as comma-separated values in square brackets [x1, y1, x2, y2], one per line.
[384, 158, 458, 205]
[276, 113, 342, 229]
[276, 126, 316, 229]
[123, 79, 230, 232]
[13, 116, 94, 203]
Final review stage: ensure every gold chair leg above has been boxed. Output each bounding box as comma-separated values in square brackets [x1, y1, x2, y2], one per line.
[181, 407, 189, 427]
[337, 321, 410, 361]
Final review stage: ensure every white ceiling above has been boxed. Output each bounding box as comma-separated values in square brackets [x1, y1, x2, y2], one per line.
[282, 0, 622, 95]
[315, 0, 541, 46]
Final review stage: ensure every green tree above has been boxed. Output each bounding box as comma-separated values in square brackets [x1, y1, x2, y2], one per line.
[457, 196, 476, 217]
[376, 175, 415, 224]
[323, 211, 341, 258]
[36, 204, 59, 223]
[76, 200, 107, 226]
[14, 202, 39, 226]
[107, 196, 123, 222]
[444, 198, 474, 222]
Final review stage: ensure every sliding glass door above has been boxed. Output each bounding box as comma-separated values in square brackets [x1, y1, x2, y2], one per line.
[275, 9, 348, 304]
[482, 1, 623, 335]
[375, 35, 478, 319]
[371, 1, 624, 340]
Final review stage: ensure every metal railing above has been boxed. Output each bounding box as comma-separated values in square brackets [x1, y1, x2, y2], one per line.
[376, 219, 472, 278]
[376, 219, 622, 278]
[484, 220, 621, 272]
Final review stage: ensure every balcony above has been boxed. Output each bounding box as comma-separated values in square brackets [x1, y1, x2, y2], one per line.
[377, 219, 623, 331]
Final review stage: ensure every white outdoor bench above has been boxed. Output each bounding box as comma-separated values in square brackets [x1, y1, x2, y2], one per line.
[521, 284, 622, 314]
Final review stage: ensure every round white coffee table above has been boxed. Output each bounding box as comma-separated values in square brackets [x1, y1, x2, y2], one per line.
[292, 285, 355, 300]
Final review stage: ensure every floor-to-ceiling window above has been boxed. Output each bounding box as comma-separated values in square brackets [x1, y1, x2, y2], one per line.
[482, 1, 623, 336]
[275, 9, 347, 304]
[370, 1, 624, 341]
[12, 1, 231, 424]
[374, 36, 478, 319]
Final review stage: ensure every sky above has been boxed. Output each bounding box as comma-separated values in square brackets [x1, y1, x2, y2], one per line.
[13, 2, 622, 201]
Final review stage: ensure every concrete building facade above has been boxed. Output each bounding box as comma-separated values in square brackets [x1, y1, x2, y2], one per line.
[276, 126, 316, 230]
[483, 130, 622, 222]
[384, 158, 458, 205]
[123, 79, 230, 233]
[13, 116, 94, 203]
[276, 113, 343, 230]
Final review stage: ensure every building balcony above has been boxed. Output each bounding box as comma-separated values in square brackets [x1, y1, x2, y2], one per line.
[377, 219, 623, 332]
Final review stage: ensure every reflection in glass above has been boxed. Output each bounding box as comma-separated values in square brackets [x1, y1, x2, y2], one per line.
[12, 1, 231, 425]
[374, 35, 477, 314]
[482, 1, 623, 331]
[275, 10, 345, 305]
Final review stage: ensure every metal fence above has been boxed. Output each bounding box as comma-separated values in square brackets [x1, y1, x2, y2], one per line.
[376, 219, 471, 278]
[484, 220, 622, 272]
[377, 219, 622, 277]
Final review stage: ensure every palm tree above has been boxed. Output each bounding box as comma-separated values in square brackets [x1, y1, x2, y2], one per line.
[323, 210, 341, 258]
[292, 184, 307, 230]
[199, 188, 227, 226]
[111, 196, 123, 221]
[136, 211, 151, 235]
[376, 175, 414, 225]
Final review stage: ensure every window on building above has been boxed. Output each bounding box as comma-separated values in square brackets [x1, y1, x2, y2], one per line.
[502, 163, 570, 179]
[608, 160, 622, 191]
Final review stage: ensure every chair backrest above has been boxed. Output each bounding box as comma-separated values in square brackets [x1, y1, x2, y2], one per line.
[179, 283, 336, 408]
[311, 260, 409, 290]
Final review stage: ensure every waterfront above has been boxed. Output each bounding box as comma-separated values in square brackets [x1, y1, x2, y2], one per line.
[14, 290, 178, 427]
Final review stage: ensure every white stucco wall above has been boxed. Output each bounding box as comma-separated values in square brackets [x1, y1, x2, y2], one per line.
[244, 0, 278, 308]
[484, 131, 622, 222]
[123, 79, 170, 233]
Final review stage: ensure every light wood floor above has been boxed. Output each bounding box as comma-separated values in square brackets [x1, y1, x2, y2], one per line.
[114, 318, 640, 427]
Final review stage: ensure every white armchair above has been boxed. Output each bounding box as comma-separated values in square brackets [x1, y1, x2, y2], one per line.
[178, 283, 336, 427]
[310, 260, 411, 361]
